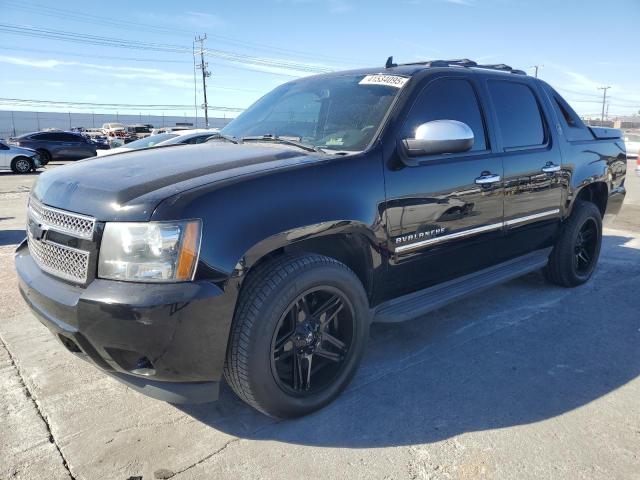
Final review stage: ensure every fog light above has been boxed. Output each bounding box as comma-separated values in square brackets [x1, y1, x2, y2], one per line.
[130, 357, 156, 376]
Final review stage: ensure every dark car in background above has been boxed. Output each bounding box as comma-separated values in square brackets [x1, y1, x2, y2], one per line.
[11, 131, 97, 164]
[127, 124, 153, 138]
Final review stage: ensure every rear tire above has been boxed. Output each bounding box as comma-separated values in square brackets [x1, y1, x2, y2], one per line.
[36, 149, 51, 165]
[544, 200, 602, 287]
[11, 156, 33, 174]
[224, 253, 370, 419]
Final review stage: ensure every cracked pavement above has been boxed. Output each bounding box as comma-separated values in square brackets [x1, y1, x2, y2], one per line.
[0, 161, 638, 479]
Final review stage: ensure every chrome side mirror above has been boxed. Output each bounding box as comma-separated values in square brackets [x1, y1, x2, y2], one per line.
[403, 120, 474, 156]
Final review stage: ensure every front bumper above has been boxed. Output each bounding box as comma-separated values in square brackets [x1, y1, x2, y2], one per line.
[15, 240, 237, 404]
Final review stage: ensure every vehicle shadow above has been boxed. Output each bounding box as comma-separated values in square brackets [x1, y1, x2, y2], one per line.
[0, 171, 42, 177]
[178, 234, 640, 447]
[0, 229, 25, 247]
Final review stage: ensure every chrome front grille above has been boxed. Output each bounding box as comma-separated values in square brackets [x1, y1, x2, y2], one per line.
[27, 231, 90, 283]
[29, 197, 95, 239]
[27, 198, 95, 283]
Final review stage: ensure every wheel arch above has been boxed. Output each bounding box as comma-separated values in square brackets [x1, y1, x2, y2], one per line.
[569, 181, 608, 218]
[238, 222, 380, 304]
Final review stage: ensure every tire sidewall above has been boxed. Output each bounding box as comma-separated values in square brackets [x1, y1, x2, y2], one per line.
[36, 149, 50, 165]
[12, 156, 32, 174]
[568, 203, 602, 283]
[246, 263, 369, 418]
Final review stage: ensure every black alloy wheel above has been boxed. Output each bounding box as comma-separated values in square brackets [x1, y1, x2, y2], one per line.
[224, 253, 369, 419]
[574, 218, 598, 275]
[270, 286, 355, 395]
[544, 200, 602, 287]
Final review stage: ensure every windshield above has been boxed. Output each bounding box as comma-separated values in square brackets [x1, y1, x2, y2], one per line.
[125, 133, 177, 149]
[221, 74, 406, 152]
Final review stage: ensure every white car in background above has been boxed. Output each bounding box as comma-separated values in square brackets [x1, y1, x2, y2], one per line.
[0, 139, 41, 173]
[96, 129, 218, 156]
[623, 132, 640, 174]
[149, 126, 190, 135]
[624, 132, 640, 158]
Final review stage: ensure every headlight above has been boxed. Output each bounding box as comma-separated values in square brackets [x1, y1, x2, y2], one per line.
[98, 220, 201, 282]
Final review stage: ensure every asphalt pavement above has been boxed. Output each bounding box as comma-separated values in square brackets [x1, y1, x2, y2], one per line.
[0, 161, 638, 480]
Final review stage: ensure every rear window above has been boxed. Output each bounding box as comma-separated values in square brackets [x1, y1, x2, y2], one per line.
[543, 85, 593, 142]
[488, 81, 545, 150]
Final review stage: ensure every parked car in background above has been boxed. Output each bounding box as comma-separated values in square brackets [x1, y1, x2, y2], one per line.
[150, 126, 190, 135]
[156, 129, 218, 145]
[0, 139, 41, 173]
[101, 123, 126, 135]
[96, 129, 217, 156]
[623, 132, 640, 159]
[10, 131, 97, 163]
[89, 136, 111, 150]
[127, 124, 152, 138]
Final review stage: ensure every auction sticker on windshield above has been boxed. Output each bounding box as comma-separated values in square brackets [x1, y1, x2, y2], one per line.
[359, 74, 409, 88]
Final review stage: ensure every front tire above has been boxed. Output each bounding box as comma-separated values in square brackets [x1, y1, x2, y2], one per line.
[544, 200, 602, 287]
[224, 253, 370, 419]
[11, 156, 33, 174]
[36, 149, 51, 165]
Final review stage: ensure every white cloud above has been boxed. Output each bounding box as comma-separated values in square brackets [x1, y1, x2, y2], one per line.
[0, 55, 195, 89]
[443, 0, 476, 5]
[329, 0, 353, 13]
[0, 55, 73, 69]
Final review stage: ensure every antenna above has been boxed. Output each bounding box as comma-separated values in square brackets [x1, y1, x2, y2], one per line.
[385, 56, 397, 69]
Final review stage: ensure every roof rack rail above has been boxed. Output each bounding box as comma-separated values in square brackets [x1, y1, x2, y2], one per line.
[392, 58, 527, 75]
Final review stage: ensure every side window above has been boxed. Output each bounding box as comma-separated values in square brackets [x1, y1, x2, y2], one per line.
[61, 133, 82, 142]
[544, 85, 593, 142]
[403, 78, 488, 152]
[46, 133, 67, 141]
[487, 81, 545, 150]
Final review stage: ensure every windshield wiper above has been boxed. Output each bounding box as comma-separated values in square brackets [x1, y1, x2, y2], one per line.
[207, 132, 239, 144]
[240, 134, 324, 153]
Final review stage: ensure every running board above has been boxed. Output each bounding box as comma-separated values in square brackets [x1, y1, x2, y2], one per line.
[373, 248, 552, 323]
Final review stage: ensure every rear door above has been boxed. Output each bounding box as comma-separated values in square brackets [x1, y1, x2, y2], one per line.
[58, 133, 92, 159]
[383, 73, 505, 298]
[484, 77, 563, 256]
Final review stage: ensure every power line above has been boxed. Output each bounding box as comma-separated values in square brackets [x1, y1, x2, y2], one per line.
[0, 24, 337, 74]
[0, 97, 244, 112]
[6, 0, 362, 65]
[0, 45, 299, 78]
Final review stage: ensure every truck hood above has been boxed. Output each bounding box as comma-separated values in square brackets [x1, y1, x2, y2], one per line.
[32, 142, 318, 221]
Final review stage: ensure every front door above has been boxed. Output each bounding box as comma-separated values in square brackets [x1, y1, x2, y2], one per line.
[484, 78, 563, 256]
[0, 143, 9, 169]
[382, 75, 504, 299]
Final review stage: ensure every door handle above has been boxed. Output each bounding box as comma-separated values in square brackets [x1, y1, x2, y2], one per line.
[542, 163, 561, 173]
[475, 174, 501, 185]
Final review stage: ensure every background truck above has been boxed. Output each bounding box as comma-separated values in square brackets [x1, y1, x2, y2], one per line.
[16, 59, 627, 419]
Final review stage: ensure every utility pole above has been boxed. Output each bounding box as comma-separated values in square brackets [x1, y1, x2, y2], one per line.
[531, 64, 543, 78]
[598, 86, 611, 124]
[195, 34, 211, 127]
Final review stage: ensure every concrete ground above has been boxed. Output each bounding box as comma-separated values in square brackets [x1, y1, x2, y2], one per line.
[0, 160, 638, 480]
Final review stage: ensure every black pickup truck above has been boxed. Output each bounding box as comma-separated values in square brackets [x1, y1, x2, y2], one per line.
[16, 59, 627, 419]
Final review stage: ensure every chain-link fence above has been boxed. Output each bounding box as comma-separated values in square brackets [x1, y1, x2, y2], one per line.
[0, 110, 233, 139]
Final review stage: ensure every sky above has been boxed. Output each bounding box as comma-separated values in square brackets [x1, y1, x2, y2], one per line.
[1, 0, 639, 120]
